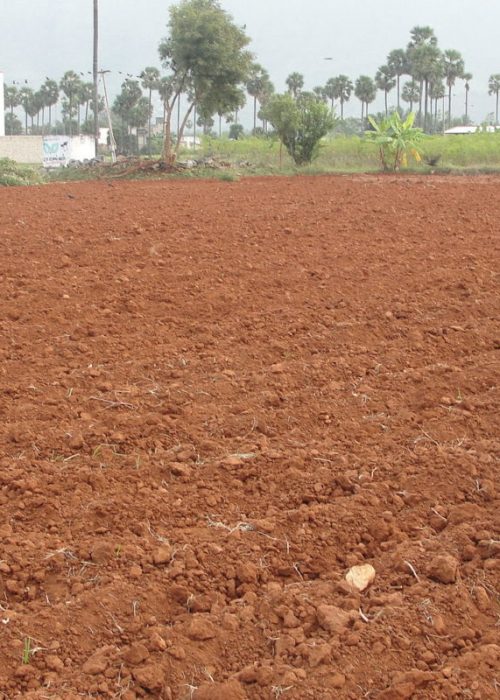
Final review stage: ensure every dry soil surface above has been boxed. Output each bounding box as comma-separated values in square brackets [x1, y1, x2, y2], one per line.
[0, 175, 498, 700]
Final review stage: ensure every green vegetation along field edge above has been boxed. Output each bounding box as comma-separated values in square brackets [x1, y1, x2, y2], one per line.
[4, 132, 500, 186]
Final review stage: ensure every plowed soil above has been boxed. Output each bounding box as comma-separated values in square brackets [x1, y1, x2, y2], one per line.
[0, 175, 498, 700]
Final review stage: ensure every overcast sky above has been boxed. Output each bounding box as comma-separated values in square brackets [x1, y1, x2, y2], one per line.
[2, 0, 499, 125]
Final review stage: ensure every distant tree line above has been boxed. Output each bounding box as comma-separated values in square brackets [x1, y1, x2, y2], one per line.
[4, 12, 500, 150]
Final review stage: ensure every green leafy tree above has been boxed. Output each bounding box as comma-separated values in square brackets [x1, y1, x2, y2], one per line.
[5, 113, 23, 135]
[387, 49, 408, 111]
[261, 92, 335, 165]
[401, 79, 421, 113]
[158, 0, 252, 164]
[354, 76, 376, 121]
[59, 71, 83, 135]
[365, 111, 424, 171]
[140, 66, 161, 153]
[442, 49, 465, 126]
[375, 65, 396, 115]
[488, 74, 500, 124]
[0, 84, 22, 136]
[229, 123, 244, 139]
[285, 72, 304, 98]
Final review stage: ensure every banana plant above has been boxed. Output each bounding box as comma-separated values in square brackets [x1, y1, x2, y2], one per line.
[365, 112, 424, 171]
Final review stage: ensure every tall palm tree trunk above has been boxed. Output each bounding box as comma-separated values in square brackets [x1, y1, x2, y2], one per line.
[448, 85, 452, 127]
[253, 96, 257, 132]
[418, 80, 423, 126]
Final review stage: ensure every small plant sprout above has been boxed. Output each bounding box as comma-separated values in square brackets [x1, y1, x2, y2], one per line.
[365, 111, 424, 171]
[22, 637, 32, 664]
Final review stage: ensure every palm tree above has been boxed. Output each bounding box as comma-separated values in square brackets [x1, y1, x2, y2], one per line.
[401, 80, 420, 112]
[286, 72, 304, 99]
[60, 71, 82, 136]
[40, 79, 59, 132]
[355, 76, 376, 121]
[323, 78, 336, 114]
[313, 86, 327, 103]
[113, 79, 142, 135]
[4, 86, 19, 133]
[442, 50, 465, 127]
[331, 75, 353, 120]
[33, 90, 46, 131]
[462, 72, 472, 122]
[77, 83, 94, 131]
[18, 87, 34, 134]
[429, 81, 445, 129]
[387, 49, 408, 111]
[407, 26, 440, 129]
[140, 66, 161, 154]
[247, 64, 271, 131]
[375, 65, 396, 116]
[408, 25, 438, 48]
[257, 79, 274, 132]
[488, 74, 500, 124]
[401, 80, 421, 114]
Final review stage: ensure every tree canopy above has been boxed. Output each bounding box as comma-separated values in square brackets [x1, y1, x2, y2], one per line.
[262, 92, 335, 165]
[158, 0, 252, 162]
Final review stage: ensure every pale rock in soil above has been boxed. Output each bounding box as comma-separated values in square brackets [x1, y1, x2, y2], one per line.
[82, 646, 115, 675]
[152, 545, 172, 565]
[90, 542, 115, 564]
[473, 585, 491, 611]
[307, 643, 332, 667]
[132, 664, 165, 691]
[45, 655, 64, 672]
[316, 604, 352, 633]
[346, 563, 376, 591]
[330, 672, 346, 688]
[377, 683, 415, 700]
[428, 554, 459, 584]
[123, 643, 149, 665]
[169, 462, 191, 477]
[193, 680, 247, 699]
[187, 615, 217, 640]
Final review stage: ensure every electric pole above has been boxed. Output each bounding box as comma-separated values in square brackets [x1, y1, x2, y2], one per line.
[93, 0, 99, 157]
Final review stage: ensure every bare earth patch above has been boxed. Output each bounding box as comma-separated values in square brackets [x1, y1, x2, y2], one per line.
[0, 175, 498, 699]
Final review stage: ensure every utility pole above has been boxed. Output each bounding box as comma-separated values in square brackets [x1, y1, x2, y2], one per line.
[93, 0, 99, 157]
[99, 70, 117, 162]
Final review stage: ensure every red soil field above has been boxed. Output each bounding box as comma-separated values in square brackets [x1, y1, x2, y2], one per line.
[0, 175, 498, 700]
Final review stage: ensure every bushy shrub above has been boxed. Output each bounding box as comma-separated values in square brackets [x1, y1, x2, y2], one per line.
[0, 159, 42, 186]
